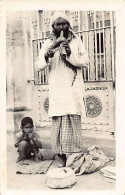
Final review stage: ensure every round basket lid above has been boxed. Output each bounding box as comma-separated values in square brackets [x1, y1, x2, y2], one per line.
[46, 167, 75, 179]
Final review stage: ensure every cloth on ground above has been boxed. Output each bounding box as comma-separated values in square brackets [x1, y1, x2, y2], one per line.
[16, 159, 53, 174]
[100, 166, 116, 180]
[38, 149, 55, 160]
[66, 146, 109, 175]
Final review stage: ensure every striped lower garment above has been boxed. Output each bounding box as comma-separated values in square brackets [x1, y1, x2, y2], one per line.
[51, 115, 83, 154]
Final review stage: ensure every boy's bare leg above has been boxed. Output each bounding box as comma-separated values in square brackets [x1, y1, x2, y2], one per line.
[17, 141, 30, 163]
[30, 142, 39, 163]
[32, 148, 39, 163]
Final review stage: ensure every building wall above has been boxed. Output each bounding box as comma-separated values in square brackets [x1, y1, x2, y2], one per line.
[31, 11, 111, 40]
[6, 11, 34, 132]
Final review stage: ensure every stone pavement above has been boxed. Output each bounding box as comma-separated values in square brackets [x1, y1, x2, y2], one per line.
[7, 130, 116, 191]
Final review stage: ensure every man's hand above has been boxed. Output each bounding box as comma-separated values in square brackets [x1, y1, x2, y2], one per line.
[15, 143, 19, 147]
[56, 37, 66, 46]
[45, 49, 55, 61]
[49, 37, 66, 50]
[44, 37, 67, 61]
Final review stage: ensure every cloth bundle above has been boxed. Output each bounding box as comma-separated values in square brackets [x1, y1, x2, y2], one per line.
[66, 146, 109, 175]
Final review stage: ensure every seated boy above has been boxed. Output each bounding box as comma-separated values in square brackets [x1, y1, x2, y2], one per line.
[14, 117, 42, 164]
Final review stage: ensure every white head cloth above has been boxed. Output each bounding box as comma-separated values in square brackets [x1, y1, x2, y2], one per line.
[50, 12, 75, 38]
[51, 12, 70, 26]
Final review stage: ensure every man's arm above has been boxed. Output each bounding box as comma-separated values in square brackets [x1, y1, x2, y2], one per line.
[66, 37, 89, 68]
[35, 37, 65, 71]
[35, 39, 50, 71]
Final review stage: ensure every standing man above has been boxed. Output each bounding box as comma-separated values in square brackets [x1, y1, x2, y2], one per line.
[35, 12, 89, 167]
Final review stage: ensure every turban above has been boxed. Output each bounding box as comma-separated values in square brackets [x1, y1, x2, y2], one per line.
[50, 12, 75, 37]
[51, 12, 70, 26]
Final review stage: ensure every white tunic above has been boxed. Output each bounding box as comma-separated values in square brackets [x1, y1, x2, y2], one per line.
[35, 35, 89, 119]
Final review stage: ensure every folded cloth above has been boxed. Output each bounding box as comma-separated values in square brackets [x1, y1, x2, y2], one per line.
[87, 145, 109, 162]
[100, 166, 116, 180]
[66, 145, 109, 175]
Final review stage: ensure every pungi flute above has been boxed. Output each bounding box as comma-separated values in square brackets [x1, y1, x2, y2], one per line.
[59, 30, 67, 58]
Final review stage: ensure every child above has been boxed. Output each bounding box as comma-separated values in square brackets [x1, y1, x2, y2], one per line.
[15, 117, 42, 164]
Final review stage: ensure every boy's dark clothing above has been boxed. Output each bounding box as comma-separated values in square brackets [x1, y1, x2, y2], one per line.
[15, 131, 42, 162]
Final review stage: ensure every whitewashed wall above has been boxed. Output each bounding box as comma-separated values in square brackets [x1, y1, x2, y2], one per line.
[6, 11, 34, 132]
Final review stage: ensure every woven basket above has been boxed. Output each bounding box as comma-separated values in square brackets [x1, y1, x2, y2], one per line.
[46, 167, 76, 189]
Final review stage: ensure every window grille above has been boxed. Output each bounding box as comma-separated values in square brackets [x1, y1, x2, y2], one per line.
[32, 11, 116, 84]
